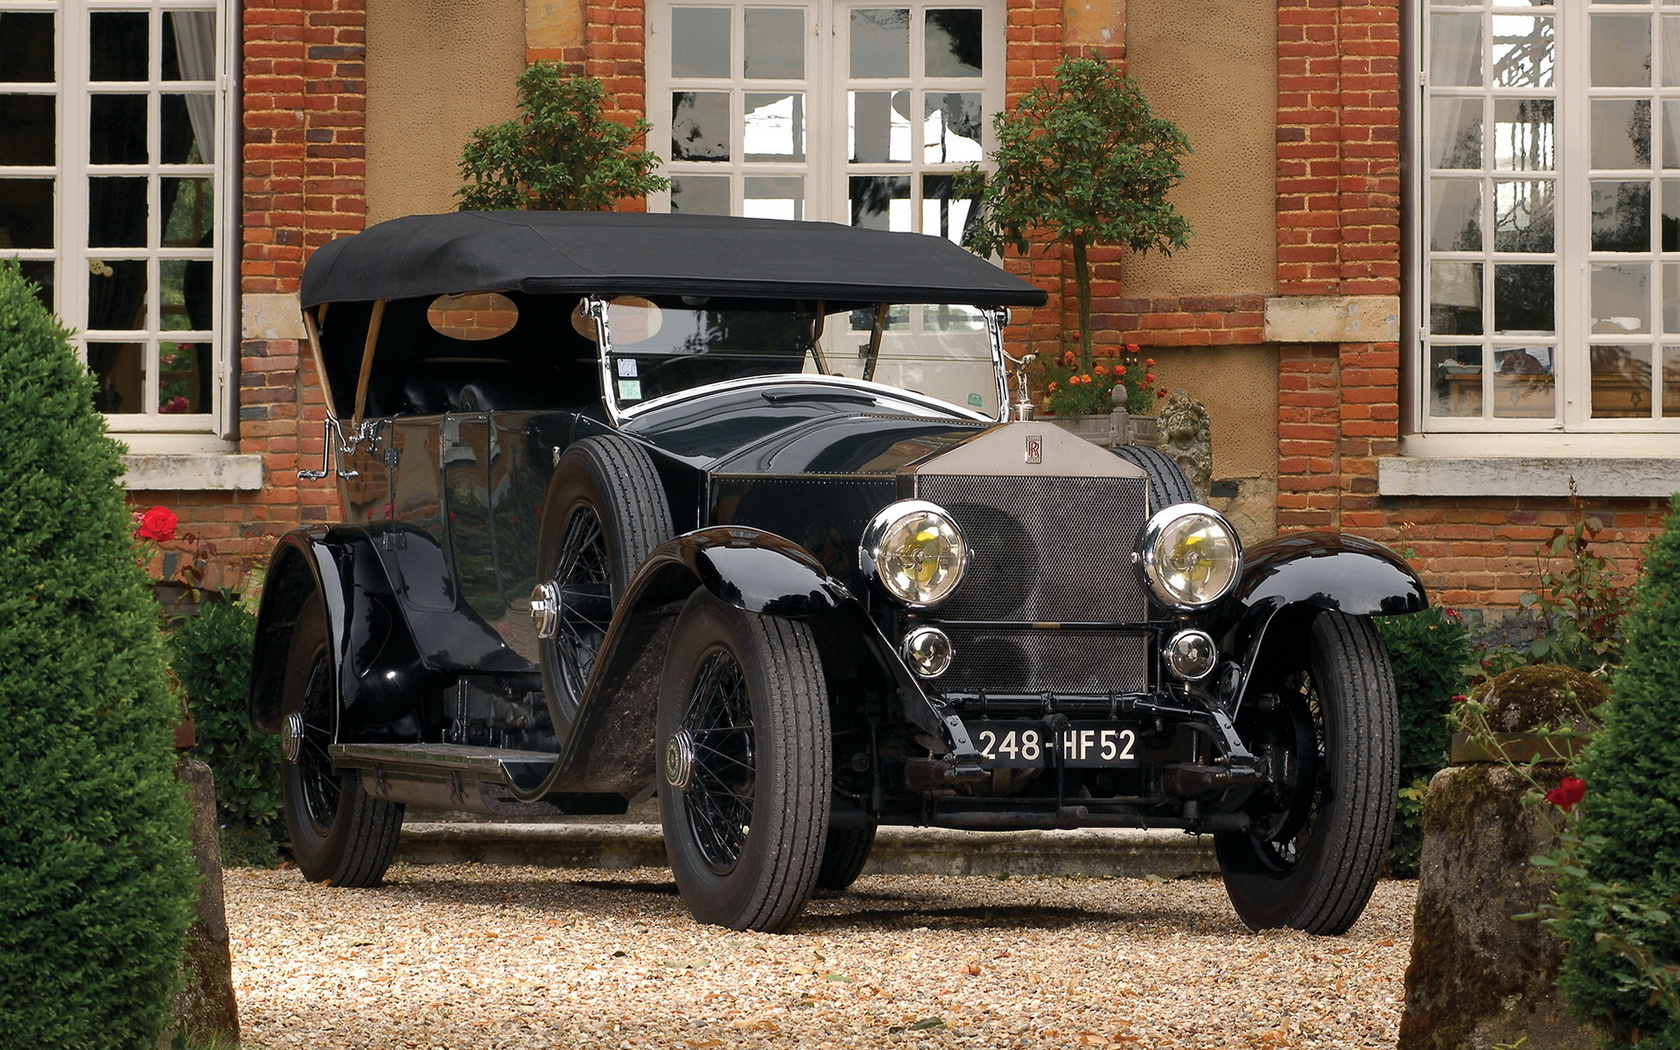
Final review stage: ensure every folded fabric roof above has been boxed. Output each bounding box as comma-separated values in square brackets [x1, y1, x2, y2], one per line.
[299, 210, 1048, 309]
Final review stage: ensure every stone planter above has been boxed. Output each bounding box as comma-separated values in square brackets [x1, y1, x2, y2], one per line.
[1043, 409, 1158, 448]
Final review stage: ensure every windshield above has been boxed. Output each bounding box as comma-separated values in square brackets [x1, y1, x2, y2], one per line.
[593, 296, 1003, 417]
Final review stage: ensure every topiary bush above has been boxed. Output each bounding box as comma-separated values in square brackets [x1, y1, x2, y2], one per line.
[1377, 606, 1471, 877]
[0, 259, 196, 1046]
[1552, 494, 1680, 1046]
[170, 598, 285, 866]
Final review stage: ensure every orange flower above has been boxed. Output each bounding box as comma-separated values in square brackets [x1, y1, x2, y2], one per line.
[1157, 388, 1168, 399]
[1144, 374, 1156, 385]
[1116, 366, 1127, 377]
[1048, 381, 1058, 392]
[1146, 358, 1156, 367]
[1125, 343, 1139, 354]
[1062, 350, 1076, 366]
[1093, 364, 1108, 375]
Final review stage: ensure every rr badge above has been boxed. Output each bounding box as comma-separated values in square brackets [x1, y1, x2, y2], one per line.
[1025, 434, 1042, 464]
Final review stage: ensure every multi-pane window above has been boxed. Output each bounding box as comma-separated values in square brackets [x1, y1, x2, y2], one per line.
[1418, 0, 1680, 431]
[0, 0, 231, 433]
[648, 0, 1002, 242]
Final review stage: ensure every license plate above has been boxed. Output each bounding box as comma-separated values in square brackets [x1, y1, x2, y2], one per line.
[965, 720, 1141, 769]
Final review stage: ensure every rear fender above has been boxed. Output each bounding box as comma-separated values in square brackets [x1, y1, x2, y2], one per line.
[532, 526, 945, 798]
[1217, 532, 1427, 708]
[248, 526, 445, 741]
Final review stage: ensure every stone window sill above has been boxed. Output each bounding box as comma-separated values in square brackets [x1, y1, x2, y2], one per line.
[120, 453, 265, 492]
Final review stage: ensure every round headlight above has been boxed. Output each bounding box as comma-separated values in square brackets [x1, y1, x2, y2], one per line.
[861, 500, 969, 607]
[1138, 504, 1242, 610]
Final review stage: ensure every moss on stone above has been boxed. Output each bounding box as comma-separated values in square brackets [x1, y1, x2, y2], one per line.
[1466, 664, 1607, 735]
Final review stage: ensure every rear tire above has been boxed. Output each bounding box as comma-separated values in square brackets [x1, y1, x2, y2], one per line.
[1215, 611, 1398, 934]
[657, 591, 831, 932]
[815, 824, 877, 892]
[280, 599, 404, 886]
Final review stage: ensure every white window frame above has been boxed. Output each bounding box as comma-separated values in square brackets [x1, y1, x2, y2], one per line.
[646, 0, 1005, 236]
[1408, 0, 1680, 447]
[0, 0, 238, 449]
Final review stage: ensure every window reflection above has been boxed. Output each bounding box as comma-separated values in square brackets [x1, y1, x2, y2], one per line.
[1431, 98, 1483, 168]
[672, 92, 731, 160]
[673, 8, 731, 78]
[744, 8, 803, 79]
[1493, 264, 1555, 333]
[1430, 261, 1483, 335]
[744, 176, 803, 220]
[1591, 263, 1650, 335]
[922, 173, 977, 244]
[1591, 14, 1650, 88]
[1493, 179, 1551, 252]
[1431, 14, 1482, 87]
[1431, 179, 1482, 251]
[925, 10, 982, 78]
[1492, 99, 1553, 171]
[851, 9, 910, 78]
[850, 175, 911, 231]
[1665, 345, 1680, 417]
[1591, 181, 1650, 252]
[923, 92, 983, 163]
[1591, 99, 1651, 169]
[89, 342, 145, 414]
[850, 91, 911, 162]
[1491, 16, 1552, 88]
[1591, 344, 1653, 418]
[1430, 344, 1483, 418]
[670, 175, 730, 214]
[1491, 346, 1554, 419]
[158, 341, 212, 414]
[744, 92, 805, 161]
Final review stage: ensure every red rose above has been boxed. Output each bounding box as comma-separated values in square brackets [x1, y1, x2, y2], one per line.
[136, 505, 178, 543]
[1545, 777, 1585, 813]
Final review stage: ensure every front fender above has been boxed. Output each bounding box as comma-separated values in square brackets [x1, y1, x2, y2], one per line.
[1217, 531, 1427, 704]
[248, 526, 443, 741]
[529, 526, 946, 798]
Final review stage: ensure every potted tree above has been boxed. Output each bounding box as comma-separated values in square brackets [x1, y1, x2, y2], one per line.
[961, 53, 1192, 443]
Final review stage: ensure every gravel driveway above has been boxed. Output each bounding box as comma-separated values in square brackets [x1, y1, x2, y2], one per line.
[226, 864, 1415, 1049]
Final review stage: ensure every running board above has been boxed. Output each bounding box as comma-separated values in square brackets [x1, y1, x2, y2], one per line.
[331, 742, 556, 793]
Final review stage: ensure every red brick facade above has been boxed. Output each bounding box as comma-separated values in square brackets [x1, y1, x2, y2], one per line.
[134, 0, 1666, 606]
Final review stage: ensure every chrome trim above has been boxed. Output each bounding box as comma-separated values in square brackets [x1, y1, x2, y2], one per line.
[986, 305, 1010, 422]
[615, 371, 994, 424]
[663, 729, 696, 790]
[1164, 628, 1218, 681]
[859, 499, 971, 608]
[1136, 503, 1243, 611]
[901, 625, 955, 678]
[530, 581, 560, 640]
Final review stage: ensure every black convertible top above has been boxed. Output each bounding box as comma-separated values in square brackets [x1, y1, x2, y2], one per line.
[299, 211, 1047, 309]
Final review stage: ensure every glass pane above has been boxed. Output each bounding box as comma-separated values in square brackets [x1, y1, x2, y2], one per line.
[1592, 181, 1651, 251]
[923, 173, 976, 244]
[1666, 102, 1680, 169]
[1667, 16, 1680, 86]
[162, 176, 214, 247]
[744, 175, 804, 220]
[1665, 345, 1680, 417]
[163, 11, 217, 82]
[89, 177, 148, 247]
[1591, 345, 1653, 418]
[1492, 99, 1553, 170]
[90, 12, 149, 82]
[1592, 14, 1651, 87]
[1491, 16, 1553, 87]
[672, 8, 731, 78]
[1592, 263, 1651, 334]
[0, 95, 55, 165]
[744, 8, 803, 79]
[1429, 345, 1483, 418]
[924, 92, 983, 163]
[850, 174, 911, 231]
[926, 9, 983, 77]
[161, 260, 213, 331]
[1430, 261, 1483, 335]
[670, 175, 730, 215]
[88, 342, 145, 414]
[1493, 263, 1555, 332]
[163, 94, 212, 164]
[1593, 100, 1652, 169]
[0, 179, 54, 248]
[850, 91, 911, 162]
[18, 260, 53, 310]
[88, 260, 148, 330]
[1431, 14, 1483, 86]
[1491, 346, 1554, 419]
[671, 92, 731, 161]
[1431, 98, 1483, 168]
[744, 92, 804, 160]
[1493, 179, 1552, 251]
[91, 95, 148, 164]
[0, 13, 55, 82]
[1668, 263, 1680, 333]
[158, 341, 211, 414]
[852, 9, 910, 79]
[1430, 179, 1482, 251]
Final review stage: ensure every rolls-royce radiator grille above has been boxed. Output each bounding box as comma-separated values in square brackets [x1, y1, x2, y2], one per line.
[916, 474, 1150, 623]
[914, 473, 1152, 695]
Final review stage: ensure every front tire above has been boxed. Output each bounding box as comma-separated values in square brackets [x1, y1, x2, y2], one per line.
[1215, 611, 1398, 934]
[279, 599, 404, 886]
[657, 592, 831, 932]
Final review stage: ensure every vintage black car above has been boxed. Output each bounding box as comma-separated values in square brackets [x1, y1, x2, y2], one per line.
[249, 210, 1427, 934]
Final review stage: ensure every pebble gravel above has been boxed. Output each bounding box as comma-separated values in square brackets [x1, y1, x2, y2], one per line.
[225, 864, 1416, 1049]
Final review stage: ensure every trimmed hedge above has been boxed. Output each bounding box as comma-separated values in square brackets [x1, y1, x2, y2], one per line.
[0, 260, 196, 1048]
[1555, 495, 1680, 1046]
[1377, 606, 1471, 877]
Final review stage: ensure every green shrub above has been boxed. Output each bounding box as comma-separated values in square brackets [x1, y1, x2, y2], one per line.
[0, 259, 196, 1047]
[1377, 606, 1471, 877]
[1553, 494, 1680, 1046]
[170, 599, 285, 866]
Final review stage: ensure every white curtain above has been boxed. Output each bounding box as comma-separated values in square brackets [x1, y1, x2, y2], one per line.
[169, 10, 217, 164]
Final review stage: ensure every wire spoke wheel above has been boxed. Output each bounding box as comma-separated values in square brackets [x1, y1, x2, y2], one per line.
[658, 591, 830, 933]
[552, 504, 613, 706]
[1215, 611, 1398, 935]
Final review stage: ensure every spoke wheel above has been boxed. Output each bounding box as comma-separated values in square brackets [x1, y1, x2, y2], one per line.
[279, 598, 403, 886]
[658, 591, 830, 933]
[537, 437, 672, 723]
[1215, 611, 1398, 934]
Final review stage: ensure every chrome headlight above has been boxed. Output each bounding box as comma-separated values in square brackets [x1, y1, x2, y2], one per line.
[1138, 503, 1242, 610]
[861, 500, 969, 607]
